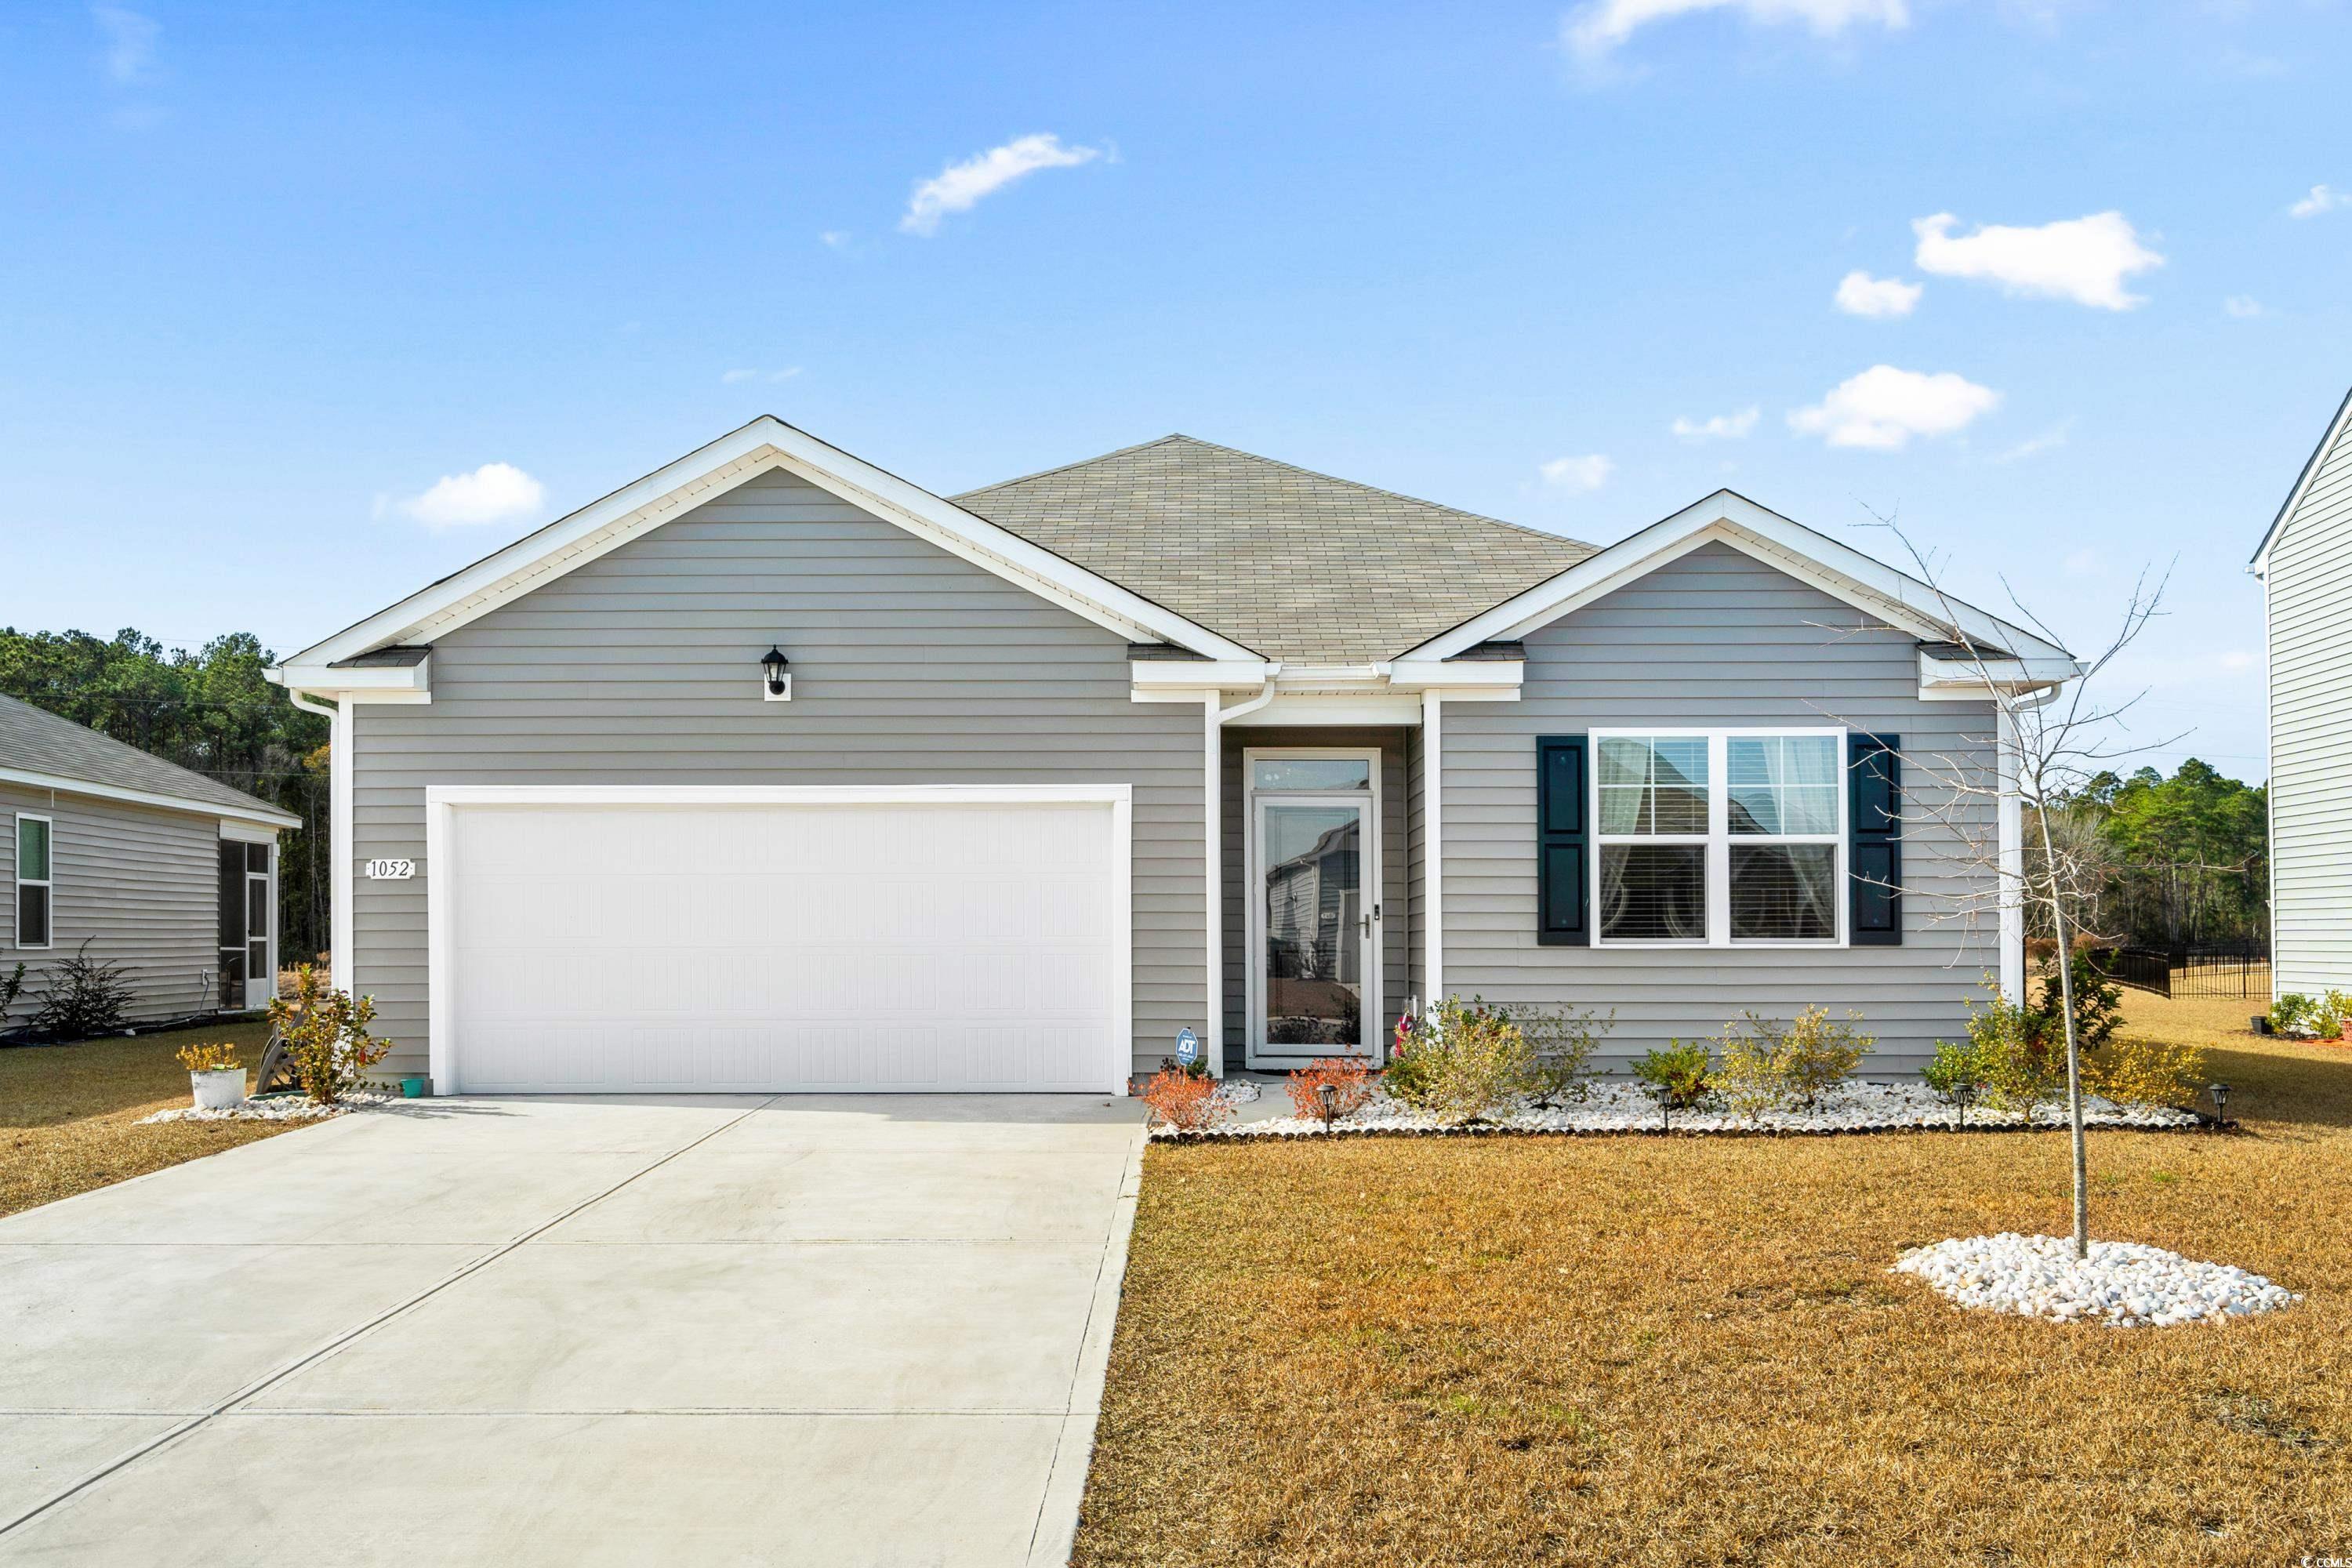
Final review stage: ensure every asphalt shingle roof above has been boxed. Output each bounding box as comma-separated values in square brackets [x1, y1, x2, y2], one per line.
[954, 435, 1595, 662]
[0, 692, 290, 820]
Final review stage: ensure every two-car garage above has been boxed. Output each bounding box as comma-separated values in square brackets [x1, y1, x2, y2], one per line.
[425, 786, 1132, 1095]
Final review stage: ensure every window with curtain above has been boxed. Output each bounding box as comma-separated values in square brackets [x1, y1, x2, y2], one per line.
[1593, 731, 1844, 946]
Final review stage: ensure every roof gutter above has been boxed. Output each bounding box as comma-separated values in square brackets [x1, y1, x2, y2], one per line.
[1218, 664, 1282, 724]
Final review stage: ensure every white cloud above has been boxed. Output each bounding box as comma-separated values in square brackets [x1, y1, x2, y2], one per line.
[395, 463, 545, 528]
[1990, 423, 2070, 463]
[1911, 211, 2163, 310]
[93, 5, 158, 83]
[2223, 295, 2264, 318]
[819, 230, 851, 249]
[1833, 270, 1923, 318]
[2218, 649, 2256, 673]
[1671, 407, 1760, 441]
[1563, 0, 1907, 58]
[900, 134, 1102, 237]
[2289, 183, 2346, 219]
[1787, 365, 2000, 450]
[721, 367, 802, 384]
[1539, 454, 1615, 492]
[2061, 546, 2101, 577]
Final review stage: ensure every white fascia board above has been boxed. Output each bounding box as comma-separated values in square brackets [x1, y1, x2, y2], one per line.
[1129, 659, 1275, 689]
[425, 782, 1134, 808]
[1225, 693, 1444, 725]
[1396, 492, 2078, 670]
[277, 419, 1254, 677]
[269, 658, 430, 695]
[1918, 649, 2079, 697]
[2250, 384, 2352, 578]
[0, 766, 300, 829]
[1388, 659, 1524, 691]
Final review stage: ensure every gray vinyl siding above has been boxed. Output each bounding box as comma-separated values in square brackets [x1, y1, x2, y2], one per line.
[347, 468, 1207, 1084]
[1441, 543, 1998, 1073]
[1218, 727, 1410, 1069]
[2265, 409, 2352, 997]
[1, 782, 258, 1029]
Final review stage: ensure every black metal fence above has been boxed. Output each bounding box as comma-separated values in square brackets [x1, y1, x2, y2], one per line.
[2091, 943, 2272, 1000]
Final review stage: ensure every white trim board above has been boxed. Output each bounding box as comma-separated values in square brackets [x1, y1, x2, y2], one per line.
[275, 418, 1258, 692]
[0, 766, 299, 830]
[2250, 383, 2352, 577]
[1399, 490, 2080, 675]
[422, 783, 1134, 1095]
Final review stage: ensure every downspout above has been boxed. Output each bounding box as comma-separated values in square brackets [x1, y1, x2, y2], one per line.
[1216, 662, 1281, 724]
[286, 689, 353, 995]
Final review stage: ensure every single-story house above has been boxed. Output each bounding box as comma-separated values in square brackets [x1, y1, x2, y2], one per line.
[2250, 383, 2352, 1000]
[269, 419, 2076, 1094]
[0, 692, 301, 1032]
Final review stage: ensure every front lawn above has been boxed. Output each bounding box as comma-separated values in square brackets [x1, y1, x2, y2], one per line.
[0, 1018, 286, 1219]
[1076, 993, 2352, 1565]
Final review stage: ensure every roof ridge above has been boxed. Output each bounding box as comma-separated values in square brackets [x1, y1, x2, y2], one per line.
[956, 433, 1593, 552]
[950, 434, 1195, 502]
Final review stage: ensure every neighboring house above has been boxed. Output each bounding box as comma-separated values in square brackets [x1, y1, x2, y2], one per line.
[0, 693, 301, 1031]
[269, 419, 2076, 1094]
[2250, 384, 2352, 1001]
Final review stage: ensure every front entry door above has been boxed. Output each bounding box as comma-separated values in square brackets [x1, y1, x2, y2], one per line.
[1250, 794, 1375, 1065]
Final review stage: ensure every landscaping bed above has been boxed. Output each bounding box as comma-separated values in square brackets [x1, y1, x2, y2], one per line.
[1156, 1077, 2204, 1139]
[1076, 993, 2350, 1566]
[0, 1019, 289, 1218]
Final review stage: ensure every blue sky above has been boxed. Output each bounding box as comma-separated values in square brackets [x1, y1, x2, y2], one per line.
[4, 1, 2347, 779]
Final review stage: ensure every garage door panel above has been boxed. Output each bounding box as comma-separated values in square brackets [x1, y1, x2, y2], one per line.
[443, 799, 1123, 1093]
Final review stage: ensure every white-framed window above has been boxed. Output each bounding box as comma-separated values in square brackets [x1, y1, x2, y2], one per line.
[1592, 729, 1844, 948]
[14, 814, 53, 950]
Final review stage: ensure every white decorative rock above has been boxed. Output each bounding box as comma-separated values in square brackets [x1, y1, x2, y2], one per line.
[1891, 1233, 2299, 1327]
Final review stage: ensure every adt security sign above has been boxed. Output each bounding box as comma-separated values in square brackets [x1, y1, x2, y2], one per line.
[1174, 1027, 1200, 1069]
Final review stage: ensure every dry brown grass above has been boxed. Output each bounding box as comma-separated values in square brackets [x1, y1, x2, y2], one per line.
[1076, 993, 2352, 1566]
[0, 1018, 289, 1218]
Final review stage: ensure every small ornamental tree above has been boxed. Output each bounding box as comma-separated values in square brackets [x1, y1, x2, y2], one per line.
[266, 964, 392, 1105]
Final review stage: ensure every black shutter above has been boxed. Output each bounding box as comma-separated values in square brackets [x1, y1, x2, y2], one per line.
[1537, 735, 1590, 946]
[1849, 733, 1901, 946]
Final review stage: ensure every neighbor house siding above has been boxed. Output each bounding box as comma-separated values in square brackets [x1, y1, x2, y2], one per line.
[1218, 727, 1410, 1069]
[0, 781, 243, 1028]
[1439, 542, 1998, 1071]
[2265, 406, 2352, 997]
[346, 467, 1207, 1083]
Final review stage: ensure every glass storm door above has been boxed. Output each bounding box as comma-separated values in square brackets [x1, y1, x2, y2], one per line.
[1252, 797, 1371, 1058]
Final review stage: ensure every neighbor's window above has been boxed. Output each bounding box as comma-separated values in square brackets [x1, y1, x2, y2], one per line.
[1593, 731, 1843, 946]
[15, 815, 53, 949]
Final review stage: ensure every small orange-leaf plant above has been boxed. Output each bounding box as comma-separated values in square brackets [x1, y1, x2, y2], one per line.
[175, 1041, 240, 1073]
[1287, 1057, 1373, 1126]
[1141, 1066, 1232, 1132]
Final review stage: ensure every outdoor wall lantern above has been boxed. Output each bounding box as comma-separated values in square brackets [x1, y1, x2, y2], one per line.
[760, 645, 792, 702]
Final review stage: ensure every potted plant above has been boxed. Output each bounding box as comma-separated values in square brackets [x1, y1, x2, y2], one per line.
[176, 1042, 246, 1110]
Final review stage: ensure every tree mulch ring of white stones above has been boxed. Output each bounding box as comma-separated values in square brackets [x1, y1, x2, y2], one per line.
[140, 1090, 400, 1125]
[1152, 1080, 2205, 1140]
[1893, 1233, 2299, 1327]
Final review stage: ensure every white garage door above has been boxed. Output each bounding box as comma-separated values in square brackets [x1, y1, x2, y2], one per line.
[434, 791, 1127, 1094]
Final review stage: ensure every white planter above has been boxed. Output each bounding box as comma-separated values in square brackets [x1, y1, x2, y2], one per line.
[190, 1068, 247, 1111]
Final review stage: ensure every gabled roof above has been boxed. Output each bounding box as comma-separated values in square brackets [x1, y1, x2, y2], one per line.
[956, 435, 1595, 662]
[0, 693, 299, 827]
[1400, 488, 2079, 677]
[2249, 383, 2352, 576]
[274, 418, 1261, 686]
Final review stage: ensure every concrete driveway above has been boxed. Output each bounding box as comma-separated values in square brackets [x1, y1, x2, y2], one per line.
[0, 1093, 1145, 1567]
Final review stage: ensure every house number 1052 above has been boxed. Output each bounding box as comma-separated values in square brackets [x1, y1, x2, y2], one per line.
[364, 858, 416, 880]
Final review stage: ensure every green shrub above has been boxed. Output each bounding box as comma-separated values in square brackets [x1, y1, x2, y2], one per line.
[31, 940, 133, 1043]
[266, 964, 394, 1105]
[1922, 1040, 1988, 1125]
[1386, 996, 1537, 1125]
[1632, 1041, 1715, 1130]
[2084, 1035, 2209, 1109]
[1967, 991, 2065, 1112]
[1496, 1002, 1613, 1105]
[2270, 993, 2323, 1040]
[1715, 1007, 1875, 1116]
[2321, 990, 2352, 1038]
